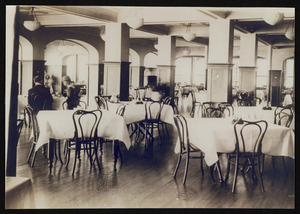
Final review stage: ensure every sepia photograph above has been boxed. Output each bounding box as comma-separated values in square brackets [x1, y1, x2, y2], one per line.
[5, 4, 295, 210]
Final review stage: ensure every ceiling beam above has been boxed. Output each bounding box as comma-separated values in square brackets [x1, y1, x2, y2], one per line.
[40, 6, 118, 23]
[137, 25, 170, 36]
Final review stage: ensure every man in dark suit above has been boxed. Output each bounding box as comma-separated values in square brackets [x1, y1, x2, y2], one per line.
[28, 75, 53, 113]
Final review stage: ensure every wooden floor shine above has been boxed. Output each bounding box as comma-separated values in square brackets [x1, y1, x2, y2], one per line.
[15, 100, 295, 209]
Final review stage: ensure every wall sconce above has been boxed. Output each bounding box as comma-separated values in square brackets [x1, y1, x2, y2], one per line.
[263, 11, 284, 25]
[285, 20, 294, 40]
[182, 47, 190, 55]
[126, 9, 144, 29]
[23, 7, 41, 31]
[183, 23, 196, 42]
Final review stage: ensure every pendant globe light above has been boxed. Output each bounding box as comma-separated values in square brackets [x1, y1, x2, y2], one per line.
[23, 7, 41, 31]
[263, 11, 284, 25]
[182, 47, 190, 55]
[183, 23, 196, 42]
[126, 8, 144, 29]
[285, 20, 295, 40]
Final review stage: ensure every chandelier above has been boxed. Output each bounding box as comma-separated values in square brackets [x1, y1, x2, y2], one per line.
[183, 23, 196, 42]
[263, 11, 284, 25]
[23, 7, 41, 31]
[285, 20, 294, 40]
[126, 9, 144, 29]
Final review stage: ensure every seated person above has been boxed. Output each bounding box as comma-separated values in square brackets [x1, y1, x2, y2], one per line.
[62, 75, 81, 109]
[28, 75, 53, 113]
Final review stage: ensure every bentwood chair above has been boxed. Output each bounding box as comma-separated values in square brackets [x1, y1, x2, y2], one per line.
[268, 106, 295, 177]
[26, 106, 63, 167]
[190, 90, 202, 118]
[225, 120, 268, 192]
[95, 96, 108, 110]
[202, 102, 220, 117]
[173, 114, 205, 184]
[206, 107, 225, 118]
[219, 102, 234, 117]
[142, 101, 164, 147]
[16, 119, 24, 146]
[66, 109, 102, 175]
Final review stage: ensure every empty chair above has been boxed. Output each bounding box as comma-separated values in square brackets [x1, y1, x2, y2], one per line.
[116, 94, 134, 101]
[26, 106, 62, 167]
[219, 102, 234, 117]
[66, 109, 102, 175]
[206, 107, 225, 118]
[142, 101, 164, 146]
[16, 119, 24, 146]
[163, 96, 179, 114]
[269, 106, 295, 177]
[190, 90, 202, 118]
[173, 114, 205, 184]
[202, 102, 220, 117]
[62, 100, 86, 110]
[95, 96, 108, 110]
[225, 120, 268, 192]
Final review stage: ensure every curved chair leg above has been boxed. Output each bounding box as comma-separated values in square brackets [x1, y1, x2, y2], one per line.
[225, 154, 231, 183]
[183, 154, 190, 185]
[232, 156, 239, 193]
[216, 160, 223, 183]
[72, 149, 78, 175]
[31, 151, 37, 167]
[94, 141, 101, 173]
[260, 155, 265, 174]
[210, 165, 216, 182]
[66, 142, 71, 168]
[27, 143, 35, 163]
[282, 157, 288, 177]
[257, 157, 265, 192]
[200, 152, 204, 176]
[173, 154, 182, 178]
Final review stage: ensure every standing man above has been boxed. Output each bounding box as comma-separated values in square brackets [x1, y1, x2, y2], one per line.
[62, 75, 80, 109]
[28, 75, 53, 113]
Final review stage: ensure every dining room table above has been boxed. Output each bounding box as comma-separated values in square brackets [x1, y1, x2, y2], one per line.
[174, 118, 295, 167]
[233, 106, 295, 130]
[33, 108, 131, 172]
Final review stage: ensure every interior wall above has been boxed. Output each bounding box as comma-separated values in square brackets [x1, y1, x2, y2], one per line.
[271, 47, 294, 70]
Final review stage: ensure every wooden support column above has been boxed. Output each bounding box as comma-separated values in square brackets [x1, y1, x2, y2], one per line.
[238, 34, 258, 93]
[103, 23, 130, 101]
[157, 36, 176, 99]
[207, 19, 234, 102]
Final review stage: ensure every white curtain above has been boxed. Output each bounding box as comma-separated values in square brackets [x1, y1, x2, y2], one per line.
[5, 6, 16, 175]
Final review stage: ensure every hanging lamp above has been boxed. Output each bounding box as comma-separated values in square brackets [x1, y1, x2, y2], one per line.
[263, 11, 284, 25]
[23, 7, 41, 31]
[126, 8, 144, 29]
[285, 20, 295, 40]
[183, 23, 196, 42]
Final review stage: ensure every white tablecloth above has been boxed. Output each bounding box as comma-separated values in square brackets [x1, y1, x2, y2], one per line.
[34, 109, 131, 151]
[174, 118, 294, 166]
[234, 106, 294, 130]
[107, 101, 175, 126]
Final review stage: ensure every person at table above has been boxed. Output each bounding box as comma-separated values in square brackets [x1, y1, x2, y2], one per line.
[62, 75, 80, 109]
[28, 75, 53, 113]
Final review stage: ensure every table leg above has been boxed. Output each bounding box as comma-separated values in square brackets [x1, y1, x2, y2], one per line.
[48, 139, 55, 173]
[113, 140, 119, 165]
[57, 140, 63, 165]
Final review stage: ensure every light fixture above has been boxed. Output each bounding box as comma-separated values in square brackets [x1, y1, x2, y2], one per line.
[182, 47, 190, 55]
[183, 23, 196, 42]
[57, 40, 68, 53]
[23, 7, 41, 31]
[285, 20, 294, 40]
[126, 9, 144, 29]
[154, 43, 159, 50]
[100, 29, 106, 41]
[263, 11, 284, 25]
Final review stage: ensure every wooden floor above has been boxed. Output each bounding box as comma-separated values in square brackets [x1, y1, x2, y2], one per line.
[15, 99, 295, 209]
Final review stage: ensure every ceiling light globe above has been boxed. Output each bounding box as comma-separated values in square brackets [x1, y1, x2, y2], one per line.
[23, 20, 41, 31]
[263, 12, 284, 25]
[126, 17, 144, 29]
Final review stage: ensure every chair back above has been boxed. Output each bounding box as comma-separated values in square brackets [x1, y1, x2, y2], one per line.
[219, 102, 234, 117]
[174, 114, 190, 153]
[116, 104, 126, 116]
[72, 110, 102, 142]
[62, 101, 68, 110]
[190, 90, 196, 103]
[24, 106, 39, 142]
[78, 101, 87, 109]
[202, 102, 220, 117]
[163, 96, 172, 105]
[95, 96, 108, 110]
[206, 107, 225, 118]
[274, 106, 294, 128]
[234, 120, 268, 158]
[145, 101, 164, 121]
